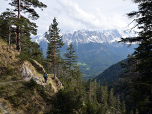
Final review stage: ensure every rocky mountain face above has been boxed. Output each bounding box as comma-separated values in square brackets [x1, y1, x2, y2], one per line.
[31, 29, 137, 79]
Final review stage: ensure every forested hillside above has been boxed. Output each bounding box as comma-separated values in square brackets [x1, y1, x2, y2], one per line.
[0, 0, 152, 113]
[96, 59, 127, 84]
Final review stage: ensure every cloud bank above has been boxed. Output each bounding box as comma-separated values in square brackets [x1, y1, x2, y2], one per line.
[0, 0, 137, 34]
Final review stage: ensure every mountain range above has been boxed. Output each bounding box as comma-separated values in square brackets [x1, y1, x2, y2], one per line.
[31, 29, 137, 79]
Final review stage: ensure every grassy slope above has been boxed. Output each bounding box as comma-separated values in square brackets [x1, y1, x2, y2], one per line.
[0, 37, 63, 113]
[0, 37, 22, 82]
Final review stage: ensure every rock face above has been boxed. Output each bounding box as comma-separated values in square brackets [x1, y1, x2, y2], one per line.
[0, 103, 9, 114]
[20, 61, 43, 85]
[20, 63, 34, 78]
[31, 76, 43, 85]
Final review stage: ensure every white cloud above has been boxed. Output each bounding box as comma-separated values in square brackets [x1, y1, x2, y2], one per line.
[56, 0, 130, 30]
[0, 0, 138, 34]
[57, 0, 99, 27]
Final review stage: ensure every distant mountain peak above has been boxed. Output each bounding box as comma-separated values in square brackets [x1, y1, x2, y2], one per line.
[61, 29, 136, 45]
[31, 29, 136, 45]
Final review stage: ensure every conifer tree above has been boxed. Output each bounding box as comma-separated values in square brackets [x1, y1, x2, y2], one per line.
[45, 17, 64, 79]
[92, 78, 97, 102]
[119, 0, 152, 112]
[121, 100, 126, 114]
[64, 43, 78, 77]
[0, 10, 16, 45]
[6, 0, 47, 52]
[75, 66, 82, 94]
[97, 80, 101, 103]
[0, 16, 9, 41]
[108, 88, 115, 108]
[116, 95, 121, 113]
[100, 84, 104, 104]
[88, 79, 92, 101]
[103, 82, 108, 107]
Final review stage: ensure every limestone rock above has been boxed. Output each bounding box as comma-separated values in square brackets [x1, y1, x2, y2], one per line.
[20, 63, 34, 78]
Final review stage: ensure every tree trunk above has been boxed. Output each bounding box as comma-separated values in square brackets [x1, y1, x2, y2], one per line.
[89, 81, 92, 101]
[17, 0, 21, 52]
[8, 22, 11, 45]
[79, 78, 81, 94]
[53, 32, 56, 79]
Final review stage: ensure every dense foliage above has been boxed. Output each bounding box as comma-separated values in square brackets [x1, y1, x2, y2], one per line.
[1, 0, 47, 52]
[119, 0, 152, 113]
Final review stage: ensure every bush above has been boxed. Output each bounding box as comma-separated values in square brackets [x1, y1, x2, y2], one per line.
[50, 89, 83, 114]
[0, 109, 4, 113]
[6, 64, 14, 75]
[0, 61, 2, 65]
[17, 52, 29, 61]
[28, 78, 39, 90]
[9, 96, 20, 107]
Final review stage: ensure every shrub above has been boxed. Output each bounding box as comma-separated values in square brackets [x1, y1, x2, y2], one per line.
[6, 64, 14, 75]
[50, 89, 83, 114]
[0, 61, 2, 65]
[0, 109, 4, 113]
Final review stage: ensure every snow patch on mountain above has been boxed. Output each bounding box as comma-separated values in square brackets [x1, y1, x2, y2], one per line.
[60, 29, 137, 45]
[31, 34, 49, 44]
[30, 29, 137, 54]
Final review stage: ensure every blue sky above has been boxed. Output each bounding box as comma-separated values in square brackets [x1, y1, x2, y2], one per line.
[1, 0, 138, 35]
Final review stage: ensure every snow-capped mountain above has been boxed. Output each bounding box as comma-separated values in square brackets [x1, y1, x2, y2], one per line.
[31, 29, 137, 78]
[62, 29, 136, 45]
[31, 33, 48, 44]
[31, 29, 136, 46]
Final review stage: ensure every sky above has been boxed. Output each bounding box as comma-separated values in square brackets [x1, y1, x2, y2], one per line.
[0, 0, 138, 35]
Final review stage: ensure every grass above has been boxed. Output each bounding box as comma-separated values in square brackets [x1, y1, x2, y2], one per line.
[77, 62, 90, 70]
[36, 72, 43, 77]
[0, 37, 63, 113]
[0, 80, 53, 114]
[0, 61, 2, 65]
[86, 67, 90, 70]
[0, 38, 22, 82]
[0, 109, 4, 113]
[29, 59, 45, 74]
[77, 62, 87, 66]
[0, 37, 8, 46]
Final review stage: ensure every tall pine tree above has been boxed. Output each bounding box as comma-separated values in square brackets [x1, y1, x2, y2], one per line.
[45, 17, 64, 79]
[6, 0, 47, 52]
[64, 43, 78, 77]
[119, 0, 152, 113]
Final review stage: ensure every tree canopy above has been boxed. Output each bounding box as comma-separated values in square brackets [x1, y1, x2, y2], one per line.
[119, 0, 152, 113]
[5, 0, 47, 52]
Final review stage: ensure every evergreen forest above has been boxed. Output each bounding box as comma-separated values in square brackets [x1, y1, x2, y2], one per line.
[0, 0, 152, 114]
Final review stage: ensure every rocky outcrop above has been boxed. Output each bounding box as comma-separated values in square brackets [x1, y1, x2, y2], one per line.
[0, 103, 9, 114]
[20, 63, 34, 78]
[20, 61, 43, 85]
